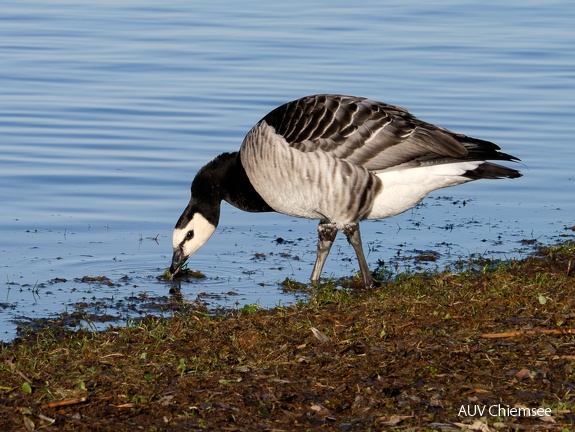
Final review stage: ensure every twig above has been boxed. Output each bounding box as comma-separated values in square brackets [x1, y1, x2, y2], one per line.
[41, 396, 87, 409]
[553, 355, 575, 361]
[5, 358, 33, 384]
[112, 403, 143, 408]
[36, 412, 56, 424]
[481, 328, 575, 339]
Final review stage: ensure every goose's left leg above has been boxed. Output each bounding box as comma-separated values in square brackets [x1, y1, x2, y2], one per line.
[341, 223, 374, 288]
[310, 220, 337, 284]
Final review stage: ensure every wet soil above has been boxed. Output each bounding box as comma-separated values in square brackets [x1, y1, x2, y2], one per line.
[1, 242, 574, 431]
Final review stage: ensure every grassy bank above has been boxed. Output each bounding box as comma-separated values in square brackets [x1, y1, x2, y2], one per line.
[1, 242, 574, 431]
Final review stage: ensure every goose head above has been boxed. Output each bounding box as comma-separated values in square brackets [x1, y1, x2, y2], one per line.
[169, 210, 217, 277]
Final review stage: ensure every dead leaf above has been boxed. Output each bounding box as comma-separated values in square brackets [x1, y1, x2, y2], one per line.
[22, 416, 35, 432]
[430, 395, 444, 407]
[310, 327, 330, 343]
[538, 414, 556, 424]
[309, 403, 331, 419]
[515, 368, 532, 380]
[541, 341, 557, 355]
[453, 420, 493, 431]
[156, 395, 175, 406]
[377, 414, 412, 426]
[268, 378, 291, 384]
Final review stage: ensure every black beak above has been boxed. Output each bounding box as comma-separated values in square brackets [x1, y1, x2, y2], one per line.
[169, 248, 186, 278]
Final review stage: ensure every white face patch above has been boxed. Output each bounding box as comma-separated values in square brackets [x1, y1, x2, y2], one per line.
[172, 213, 217, 258]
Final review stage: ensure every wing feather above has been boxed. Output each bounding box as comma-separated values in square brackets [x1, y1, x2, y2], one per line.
[260, 94, 518, 172]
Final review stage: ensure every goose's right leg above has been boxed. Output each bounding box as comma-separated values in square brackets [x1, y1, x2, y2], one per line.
[341, 223, 374, 289]
[310, 220, 337, 284]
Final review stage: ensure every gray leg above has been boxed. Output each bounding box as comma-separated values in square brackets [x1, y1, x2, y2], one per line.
[341, 223, 374, 288]
[310, 221, 337, 284]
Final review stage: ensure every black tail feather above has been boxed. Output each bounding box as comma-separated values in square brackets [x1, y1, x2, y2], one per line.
[457, 136, 521, 163]
[463, 161, 522, 180]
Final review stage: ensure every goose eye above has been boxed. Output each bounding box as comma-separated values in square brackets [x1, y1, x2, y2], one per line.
[186, 230, 194, 239]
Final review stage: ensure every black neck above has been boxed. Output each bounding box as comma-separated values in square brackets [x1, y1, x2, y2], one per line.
[193, 152, 273, 214]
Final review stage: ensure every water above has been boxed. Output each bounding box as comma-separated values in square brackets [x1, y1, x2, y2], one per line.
[1, 1, 574, 341]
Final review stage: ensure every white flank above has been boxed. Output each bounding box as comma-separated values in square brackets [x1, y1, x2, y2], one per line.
[367, 161, 483, 220]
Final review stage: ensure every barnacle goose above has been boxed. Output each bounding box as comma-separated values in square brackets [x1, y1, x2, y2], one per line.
[170, 94, 521, 288]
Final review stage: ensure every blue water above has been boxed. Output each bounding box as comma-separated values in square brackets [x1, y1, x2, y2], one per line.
[1, 1, 574, 341]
